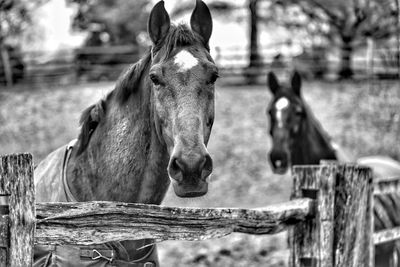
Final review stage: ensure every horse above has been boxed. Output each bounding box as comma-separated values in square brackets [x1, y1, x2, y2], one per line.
[33, 1, 217, 266]
[266, 71, 400, 267]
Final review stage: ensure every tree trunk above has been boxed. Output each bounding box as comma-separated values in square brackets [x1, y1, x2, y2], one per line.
[396, 0, 400, 79]
[366, 37, 374, 92]
[247, 0, 261, 84]
[0, 44, 13, 87]
[338, 35, 354, 79]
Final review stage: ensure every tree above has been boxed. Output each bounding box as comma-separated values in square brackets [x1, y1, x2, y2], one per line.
[68, 0, 151, 46]
[0, 0, 46, 86]
[396, 0, 400, 78]
[275, 0, 398, 79]
[246, 0, 261, 84]
[248, 0, 260, 69]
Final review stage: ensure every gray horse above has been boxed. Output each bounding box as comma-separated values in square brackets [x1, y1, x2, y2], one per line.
[34, 1, 217, 266]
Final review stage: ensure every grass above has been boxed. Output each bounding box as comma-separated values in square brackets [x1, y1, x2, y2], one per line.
[0, 79, 399, 266]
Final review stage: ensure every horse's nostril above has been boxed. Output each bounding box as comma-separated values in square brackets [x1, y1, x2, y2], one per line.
[203, 154, 213, 172]
[200, 154, 213, 181]
[172, 157, 182, 172]
[168, 157, 184, 182]
[169, 151, 213, 183]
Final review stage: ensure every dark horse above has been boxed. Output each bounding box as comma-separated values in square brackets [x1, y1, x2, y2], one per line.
[34, 1, 217, 266]
[266, 71, 400, 267]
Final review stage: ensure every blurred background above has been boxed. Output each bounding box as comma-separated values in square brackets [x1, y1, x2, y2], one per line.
[0, 0, 399, 266]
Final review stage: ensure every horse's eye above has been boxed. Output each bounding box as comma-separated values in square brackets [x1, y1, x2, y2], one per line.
[207, 73, 219, 85]
[206, 117, 214, 127]
[149, 74, 161, 86]
[295, 108, 304, 116]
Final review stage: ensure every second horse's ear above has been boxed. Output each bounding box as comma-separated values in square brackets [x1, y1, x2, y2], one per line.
[291, 71, 302, 96]
[267, 72, 280, 95]
[148, 1, 170, 45]
[190, 0, 213, 45]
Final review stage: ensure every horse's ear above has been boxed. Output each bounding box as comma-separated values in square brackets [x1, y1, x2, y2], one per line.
[148, 1, 170, 45]
[76, 101, 105, 155]
[291, 71, 302, 96]
[190, 0, 213, 45]
[267, 71, 280, 95]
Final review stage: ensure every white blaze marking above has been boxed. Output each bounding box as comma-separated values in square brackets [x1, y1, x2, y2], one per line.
[174, 50, 198, 72]
[275, 97, 290, 128]
[276, 97, 290, 110]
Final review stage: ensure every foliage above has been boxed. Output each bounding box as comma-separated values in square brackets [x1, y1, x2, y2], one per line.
[271, 0, 399, 78]
[0, 0, 47, 86]
[0, 0, 47, 46]
[0, 0, 29, 45]
[171, 0, 240, 18]
[67, 0, 151, 46]
[275, 0, 398, 43]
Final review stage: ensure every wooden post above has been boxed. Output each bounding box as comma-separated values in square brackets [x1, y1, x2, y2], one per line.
[290, 163, 373, 267]
[333, 164, 373, 267]
[0, 154, 35, 267]
[0, 196, 9, 266]
[366, 37, 374, 92]
[396, 0, 400, 80]
[0, 44, 13, 88]
[290, 164, 336, 267]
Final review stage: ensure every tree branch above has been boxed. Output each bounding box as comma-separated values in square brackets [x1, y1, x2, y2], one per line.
[293, 0, 343, 30]
[306, 0, 345, 28]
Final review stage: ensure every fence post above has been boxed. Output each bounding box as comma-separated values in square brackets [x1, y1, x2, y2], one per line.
[0, 195, 8, 265]
[290, 164, 336, 267]
[333, 164, 373, 267]
[0, 153, 35, 267]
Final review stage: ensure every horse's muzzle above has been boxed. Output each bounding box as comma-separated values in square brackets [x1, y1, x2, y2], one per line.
[171, 180, 209, 198]
[168, 148, 213, 198]
[269, 149, 289, 174]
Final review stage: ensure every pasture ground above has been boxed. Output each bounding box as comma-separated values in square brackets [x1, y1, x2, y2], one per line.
[0, 79, 399, 266]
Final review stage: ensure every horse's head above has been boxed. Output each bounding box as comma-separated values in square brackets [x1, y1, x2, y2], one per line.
[266, 71, 305, 174]
[147, 1, 217, 197]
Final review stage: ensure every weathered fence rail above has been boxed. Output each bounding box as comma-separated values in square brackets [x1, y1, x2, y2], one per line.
[35, 199, 314, 246]
[374, 227, 400, 245]
[1, 153, 400, 266]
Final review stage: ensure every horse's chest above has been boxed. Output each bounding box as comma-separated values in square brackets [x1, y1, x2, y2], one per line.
[34, 145, 70, 202]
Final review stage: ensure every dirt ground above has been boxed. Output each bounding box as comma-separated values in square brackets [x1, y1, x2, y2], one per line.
[0, 79, 399, 266]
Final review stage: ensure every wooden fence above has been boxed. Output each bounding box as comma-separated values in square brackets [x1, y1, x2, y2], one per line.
[214, 45, 400, 80]
[0, 153, 400, 266]
[0, 45, 141, 87]
[2, 43, 398, 87]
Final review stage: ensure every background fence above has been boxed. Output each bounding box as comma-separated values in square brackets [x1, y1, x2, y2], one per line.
[1, 154, 400, 266]
[1, 43, 399, 87]
[0, 45, 141, 87]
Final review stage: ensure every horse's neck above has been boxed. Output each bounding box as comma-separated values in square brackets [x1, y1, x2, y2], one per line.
[67, 83, 170, 204]
[291, 116, 337, 165]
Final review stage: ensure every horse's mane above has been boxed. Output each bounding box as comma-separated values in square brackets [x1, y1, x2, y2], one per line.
[76, 100, 106, 155]
[302, 101, 337, 154]
[76, 24, 205, 155]
[112, 51, 153, 104]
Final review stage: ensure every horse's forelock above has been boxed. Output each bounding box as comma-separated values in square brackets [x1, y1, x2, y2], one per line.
[161, 24, 208, 58]
[112, 24, 208, 104]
